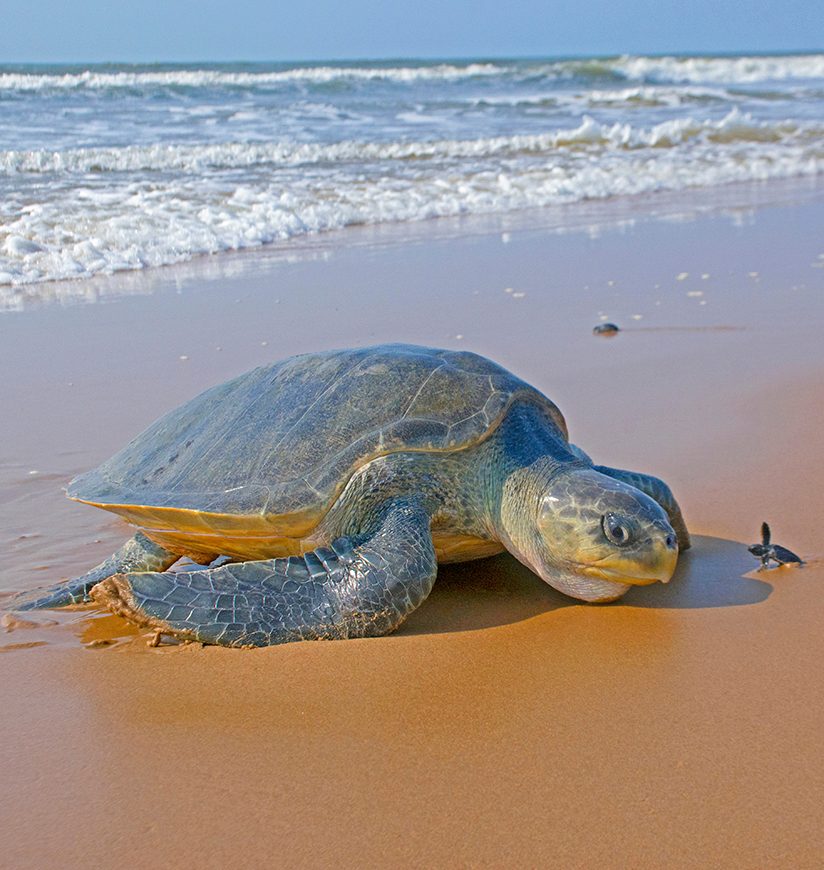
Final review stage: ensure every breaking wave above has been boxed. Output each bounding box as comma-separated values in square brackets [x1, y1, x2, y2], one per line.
[1, 109, 822, 287]
[2, 110, 817, 176]
[1, 53, 823, 289]
[2, 54, 823, 93]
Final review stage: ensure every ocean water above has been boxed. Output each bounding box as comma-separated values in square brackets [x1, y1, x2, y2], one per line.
[1, 53, 823, 290]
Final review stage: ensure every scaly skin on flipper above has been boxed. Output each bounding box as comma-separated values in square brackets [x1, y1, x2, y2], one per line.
[8, 532, 177, 611]
[91, 498, 437, 647]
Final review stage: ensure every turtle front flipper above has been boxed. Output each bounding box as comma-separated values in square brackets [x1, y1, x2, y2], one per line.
[592, 465, 691, 551]
[91, 497, 437, 648]
[7, 532, 178, 611]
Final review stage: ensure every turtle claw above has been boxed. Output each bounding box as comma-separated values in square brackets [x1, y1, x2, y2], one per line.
[147, 629, 164, 648]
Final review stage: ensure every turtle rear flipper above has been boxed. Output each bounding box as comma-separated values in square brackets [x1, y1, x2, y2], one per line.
[91, 497, 437, 648]
[6, 533, 177, 611]
[771, 544, 803, 565]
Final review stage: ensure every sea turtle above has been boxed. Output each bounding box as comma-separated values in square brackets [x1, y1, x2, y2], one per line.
[10, 344, 689, 647]
[593, 323, 621, 336]
[748, 522, 802, 569]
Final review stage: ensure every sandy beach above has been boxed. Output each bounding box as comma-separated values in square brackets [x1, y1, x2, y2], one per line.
[2, 178, 824, 867]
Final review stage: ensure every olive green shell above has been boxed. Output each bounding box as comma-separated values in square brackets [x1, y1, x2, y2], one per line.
[68, 344, 567, 534]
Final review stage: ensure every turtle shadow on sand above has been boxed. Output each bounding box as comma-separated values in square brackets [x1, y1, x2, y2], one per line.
[403, 534, 771, 637]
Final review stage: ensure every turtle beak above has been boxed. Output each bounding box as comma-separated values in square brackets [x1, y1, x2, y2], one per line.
[583, 531, 679, 587]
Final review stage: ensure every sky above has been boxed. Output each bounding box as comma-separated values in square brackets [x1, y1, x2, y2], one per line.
[4, 0, 822, 63]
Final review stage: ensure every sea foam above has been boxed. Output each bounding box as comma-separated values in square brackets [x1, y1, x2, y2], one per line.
[1, 110, 821, 287]
[609, 54, 824, 84]
[0, 63, 503, 92]
[1, 54, 823, 292]
[2, 110, 814, 175]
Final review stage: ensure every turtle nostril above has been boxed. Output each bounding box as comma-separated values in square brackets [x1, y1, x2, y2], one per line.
[665, 533, 677, 549]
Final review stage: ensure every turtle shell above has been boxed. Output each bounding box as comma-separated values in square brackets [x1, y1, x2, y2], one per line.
[68, 344, 567, 541]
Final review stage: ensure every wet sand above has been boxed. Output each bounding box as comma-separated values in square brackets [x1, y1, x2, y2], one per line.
[2, 179, 824, 867]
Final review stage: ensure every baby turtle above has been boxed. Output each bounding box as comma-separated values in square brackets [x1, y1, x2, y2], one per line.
[8, 344, 689, 647]
[748, 522, 803, 569]
[593, 323, 620, 336]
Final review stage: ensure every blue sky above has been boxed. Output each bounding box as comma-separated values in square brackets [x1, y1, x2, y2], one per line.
[4, 0, 822, 63]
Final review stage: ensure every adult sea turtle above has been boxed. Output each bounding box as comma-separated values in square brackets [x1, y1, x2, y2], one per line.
[10, 344, 689, 647]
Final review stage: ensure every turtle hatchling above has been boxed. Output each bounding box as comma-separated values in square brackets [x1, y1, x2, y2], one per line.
[748, 522, 802, 569]
[9, 344, 689, 647]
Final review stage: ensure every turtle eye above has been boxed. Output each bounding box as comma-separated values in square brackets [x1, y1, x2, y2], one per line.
[602, 513, 632, 547]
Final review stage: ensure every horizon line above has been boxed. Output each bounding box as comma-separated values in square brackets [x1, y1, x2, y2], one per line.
[3, 47, 824, 67]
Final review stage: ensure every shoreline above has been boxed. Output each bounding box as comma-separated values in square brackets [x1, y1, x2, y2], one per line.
[2, 179, 824, 866]
[3, 174, 822, 311]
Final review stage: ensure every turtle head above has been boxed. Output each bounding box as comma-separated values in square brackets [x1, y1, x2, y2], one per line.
[501, 460, 678, 602]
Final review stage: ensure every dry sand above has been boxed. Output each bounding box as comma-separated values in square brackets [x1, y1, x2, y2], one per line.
[2, 179, 824, 867]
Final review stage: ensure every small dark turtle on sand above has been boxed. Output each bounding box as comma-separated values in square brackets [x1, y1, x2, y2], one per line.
[593, 323, 620, 336]
[748, 522, 803, 569]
